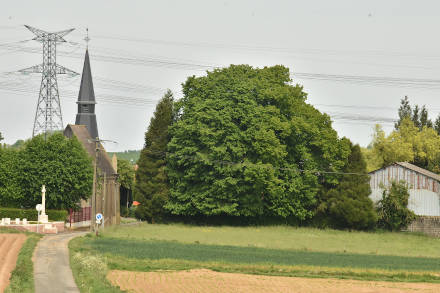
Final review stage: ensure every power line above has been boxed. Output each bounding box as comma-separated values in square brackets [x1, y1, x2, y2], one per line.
[3, 41, 440, 90]
[138, 148, 370, 176]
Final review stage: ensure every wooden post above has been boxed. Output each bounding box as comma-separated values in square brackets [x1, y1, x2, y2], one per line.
[91, 138, 99, 232]
[102, 173, 106, 229]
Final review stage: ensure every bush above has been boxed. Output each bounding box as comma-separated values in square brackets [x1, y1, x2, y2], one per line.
[0, 207, 68, 222]
[377, 181, 416, 231]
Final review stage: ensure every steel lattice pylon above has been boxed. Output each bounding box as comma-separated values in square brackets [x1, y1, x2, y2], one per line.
[20, 25, 78, 137]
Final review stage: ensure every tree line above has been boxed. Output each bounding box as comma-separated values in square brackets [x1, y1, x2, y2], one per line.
[134, 65, 408, 230]
[363, 96, 440, 174]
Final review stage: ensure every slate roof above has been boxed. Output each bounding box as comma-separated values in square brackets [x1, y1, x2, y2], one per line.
[75, 49, 99, 139]
[64, 124, 117, 176]
[77, 50, 96, 105]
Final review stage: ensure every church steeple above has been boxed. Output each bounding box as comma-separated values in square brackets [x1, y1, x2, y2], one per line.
[75, 49, 99, 139]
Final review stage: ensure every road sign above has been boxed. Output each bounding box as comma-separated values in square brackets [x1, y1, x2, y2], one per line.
[36, 204, 42, 212]
[96, 213, 103, 221]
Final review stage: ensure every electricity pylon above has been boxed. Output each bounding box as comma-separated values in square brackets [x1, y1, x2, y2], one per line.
[20, 25, 78, 137]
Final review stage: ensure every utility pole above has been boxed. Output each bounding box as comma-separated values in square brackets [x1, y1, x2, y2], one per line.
[91, 137, 99, 232]
[89, 138, 117, 232]
[19, 25, 78, 138]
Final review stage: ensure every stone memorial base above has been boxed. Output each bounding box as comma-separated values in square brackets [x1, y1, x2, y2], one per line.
[39, 214, 49, 223]
[0, 219, 65, 234]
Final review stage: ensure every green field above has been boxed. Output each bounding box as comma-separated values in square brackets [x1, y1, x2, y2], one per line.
[69, 223, 440, 286]
[97, 224, 440, 258]
[107, 150, 140, 163]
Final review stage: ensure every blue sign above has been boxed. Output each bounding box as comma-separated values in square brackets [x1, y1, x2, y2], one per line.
[96, 213, 103, 221]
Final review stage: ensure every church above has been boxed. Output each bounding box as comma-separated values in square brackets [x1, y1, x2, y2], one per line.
[64, 49, 120, 228]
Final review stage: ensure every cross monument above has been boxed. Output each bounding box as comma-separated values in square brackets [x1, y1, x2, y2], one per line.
[40, 185, 49, 223]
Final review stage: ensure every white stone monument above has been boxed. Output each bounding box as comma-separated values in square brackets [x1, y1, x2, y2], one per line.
[39, 185, 49, 223]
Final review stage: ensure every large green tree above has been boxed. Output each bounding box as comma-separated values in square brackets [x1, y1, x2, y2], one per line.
[372, 118, 440, 172]
[0, 147, 23, 207]
[135, 90, 174, 222]
[165, 65, 350, 221]
[0, 133, 93, 209]
[317, 142, 377, 230]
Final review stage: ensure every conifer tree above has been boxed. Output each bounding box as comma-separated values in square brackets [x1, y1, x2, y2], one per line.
[395, 96, 411, 130]
[320, 142, 377, 230]
[434, 114, 440, 135]
[135, 90, 174, 222]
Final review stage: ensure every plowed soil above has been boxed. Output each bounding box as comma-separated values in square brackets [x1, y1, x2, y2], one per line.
[108, 269, 440, 293]
[0, 234, 26, 293]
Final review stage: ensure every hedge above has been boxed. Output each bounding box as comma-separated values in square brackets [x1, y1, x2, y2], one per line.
[0, 208, 68, 222]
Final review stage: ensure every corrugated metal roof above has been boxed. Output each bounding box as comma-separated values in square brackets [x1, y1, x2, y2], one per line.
[395, 162, 440, 182]
[369, 161, 440, 182]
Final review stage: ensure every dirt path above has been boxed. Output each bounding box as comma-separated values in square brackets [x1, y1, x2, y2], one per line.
[0, 234, 26, 293]
[108, 269, 440, 293]
[33, 232, 86, 293]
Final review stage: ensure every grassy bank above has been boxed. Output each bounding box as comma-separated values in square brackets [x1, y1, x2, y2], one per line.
[69, 235, 123, 293]
[69, 224, 440, 283]
[0, 228, 42, 293]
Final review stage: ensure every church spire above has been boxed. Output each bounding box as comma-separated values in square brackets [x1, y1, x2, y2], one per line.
[75, 49, 99, 139]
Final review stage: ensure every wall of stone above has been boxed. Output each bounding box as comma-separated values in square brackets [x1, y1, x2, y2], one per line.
[406, 216, 440, 237]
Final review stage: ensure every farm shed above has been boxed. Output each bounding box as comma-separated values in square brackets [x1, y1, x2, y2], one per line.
[369, 162, 440, 217]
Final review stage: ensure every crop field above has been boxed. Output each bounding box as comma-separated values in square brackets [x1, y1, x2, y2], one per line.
[69, 223, 440, 292]
[99, 224, 440, 258]
[0, 233, 26, 293]
[0, 228, 41, 293]
[107, 269, 440, 293]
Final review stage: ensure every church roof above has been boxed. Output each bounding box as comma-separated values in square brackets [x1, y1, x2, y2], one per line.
[64, 124, 117, 176]
[77, 50, 96, 105]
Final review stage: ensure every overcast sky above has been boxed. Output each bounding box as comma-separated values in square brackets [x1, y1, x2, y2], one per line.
[1, 0, 440, 151]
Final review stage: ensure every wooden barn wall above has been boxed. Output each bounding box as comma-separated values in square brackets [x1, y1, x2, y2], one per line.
[369, 165, 440, 216]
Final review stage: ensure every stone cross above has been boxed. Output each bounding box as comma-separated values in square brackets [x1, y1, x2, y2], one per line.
[40, 185, 49, 223]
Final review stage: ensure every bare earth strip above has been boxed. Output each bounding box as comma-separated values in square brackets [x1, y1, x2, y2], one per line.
[0, 234, 26, 293]
[108, 269, 440, 293]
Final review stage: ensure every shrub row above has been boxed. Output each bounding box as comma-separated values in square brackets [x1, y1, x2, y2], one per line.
[0, 207, 68, 222]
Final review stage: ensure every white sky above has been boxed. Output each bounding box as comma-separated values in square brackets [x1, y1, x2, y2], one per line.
[1, 0, 440, 151]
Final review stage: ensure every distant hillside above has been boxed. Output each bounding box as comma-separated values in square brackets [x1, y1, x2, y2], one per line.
[108, 150, 141, 164]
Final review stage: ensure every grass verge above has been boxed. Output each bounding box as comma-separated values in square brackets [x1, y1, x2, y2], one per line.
[0, 229, 42, 293]
[69, 234, 123, 293]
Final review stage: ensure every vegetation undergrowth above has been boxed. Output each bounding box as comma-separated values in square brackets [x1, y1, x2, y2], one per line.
[0, 229, 42, 293]
[69, 234, 123, 293]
